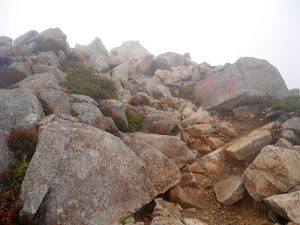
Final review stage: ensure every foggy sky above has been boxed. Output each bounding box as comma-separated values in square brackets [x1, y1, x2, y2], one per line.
[0, 0, 299, 89]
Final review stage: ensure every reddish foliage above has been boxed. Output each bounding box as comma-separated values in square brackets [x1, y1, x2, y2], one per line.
[8, 128, 38, 160]
[0, 190, 22, 225]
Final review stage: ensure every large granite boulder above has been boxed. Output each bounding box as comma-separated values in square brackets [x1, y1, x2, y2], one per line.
[32, 65, 66, 83]
[77, 37, 109, 72]
[14, 30, 39, 46]
[0, 67, 27, 88]
[15, 73, 60, 90]
[243, 145, 300, 201]
[20, 120, 180, 224]
[132, 132, 196, 168]
[146, 52, 192, 75]
[29, 27, 69, 53]
[0, 36, 13, 47]
[283, 117, 300, 134]
[38, 89, 71, 115]
[110, 41, 151, 64]
[0, 89, 44, 130]
[225, 127, 273, 161]
[264, 191, 300, 224]
[193, 57, 289, 109]
[98, 100, 128, 132]
[141, 106, 178, 135]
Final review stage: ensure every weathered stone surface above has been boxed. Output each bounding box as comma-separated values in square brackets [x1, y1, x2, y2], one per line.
[121, 134, 181, 192]
[98, 99, 128, 132]
[69, 94, 99, 106]
[34, 51, 60, 67]
[181, 110, 213, 128]
[38, 89, 71, 115]
[132, 132, 196, 168]
[293, 146, 300, 151]
[275, 138, 293, 149]
[215, 121, 237, 138]
[141, 106, 177, 135]
[193, 57, 289, 109]
[153, 198, 181, 219]
[128, 75, 161, 95]
[282, 130, 300, 145]
[0, 129, 17, 185]
[178, 173, 206, 188]
[81, 37, 109, 72]
[283, 117, 300, 134]
[30, 27, 69, 53]
[185, 124, 214, 137]
[0, 36, 12, 47]
[112, 63, 129, 82]
[214, 176, 244, 205]
[146, 52, 191, 75]
[20, 121, 181, 224]
[150, 217, 184, 225]
[168, 185, 203, 208]
[31, 65, 66, 83]
[0, 89, 44, 130]
[14, 30, 38, 46]
[15, 73, 60, 90]
[0, 67, 27, 88]
[202, 136, 224, 150]
[233, 106, 260, 121]
[153, 84, 172, 99]
[243, 145, 300, 201]
[182, 218, 208, 225]
[71, 102, 105, 126]
[110, 41, 151, 62]
[264, 191, 300, 224]
[225, 128, 273, 160]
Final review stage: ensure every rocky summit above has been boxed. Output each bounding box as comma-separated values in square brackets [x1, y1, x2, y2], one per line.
[0, 27, 299, 225]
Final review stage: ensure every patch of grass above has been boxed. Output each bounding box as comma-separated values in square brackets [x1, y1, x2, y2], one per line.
[8, 128, 38, 161]
[126, 110, 144, 133]
[63, 68, 118, 100]
[271, 94, 300, 113]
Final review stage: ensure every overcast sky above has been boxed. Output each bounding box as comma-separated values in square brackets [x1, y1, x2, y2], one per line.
[0, 0, 299, 89]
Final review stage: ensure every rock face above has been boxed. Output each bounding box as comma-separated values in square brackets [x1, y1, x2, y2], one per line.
[20, 120, 181, 224]
[30, 27, 69, 53]
[15, 73, 60, 90]
[225, 128, 273, 161]
[0, 89, 44, 130]
[213, 176, 244, 205]
[38, 89, 71, 115]
[0, 36, 13, 47]
[264, 191, 300, 224]
[146, 52, 192, 75]
[243, 145, 300, 201]
[0, 129, 16, 185]
[283, 117, 300, 134]
[193, 57, 289, 109]
[132, 132, 196, 168]
[98, 99, 128, 132]
[14, 30, 38, 46]
[141, 106, 178, 135]
[110, 41, 151, 62]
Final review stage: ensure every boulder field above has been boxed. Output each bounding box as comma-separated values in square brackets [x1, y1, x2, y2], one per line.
[0, 28, 299, 225]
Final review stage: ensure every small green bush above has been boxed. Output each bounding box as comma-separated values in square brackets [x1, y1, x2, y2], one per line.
[126, 110, 144, 133]
[63, 68, 117, 100]
[271, 94, 300, 113]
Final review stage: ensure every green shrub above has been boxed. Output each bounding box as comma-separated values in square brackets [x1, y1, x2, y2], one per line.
[271, 94, 300, 113]
[126, 110, 144, 132]
[63, 68, 117, 100]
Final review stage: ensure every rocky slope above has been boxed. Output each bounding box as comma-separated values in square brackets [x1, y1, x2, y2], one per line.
[0, 28, 299, 225]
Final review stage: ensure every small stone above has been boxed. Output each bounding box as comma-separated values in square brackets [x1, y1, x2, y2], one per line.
[153, 198, 181, 219]
[274, 138, 293, 149]
[213, 176, 244, 205]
